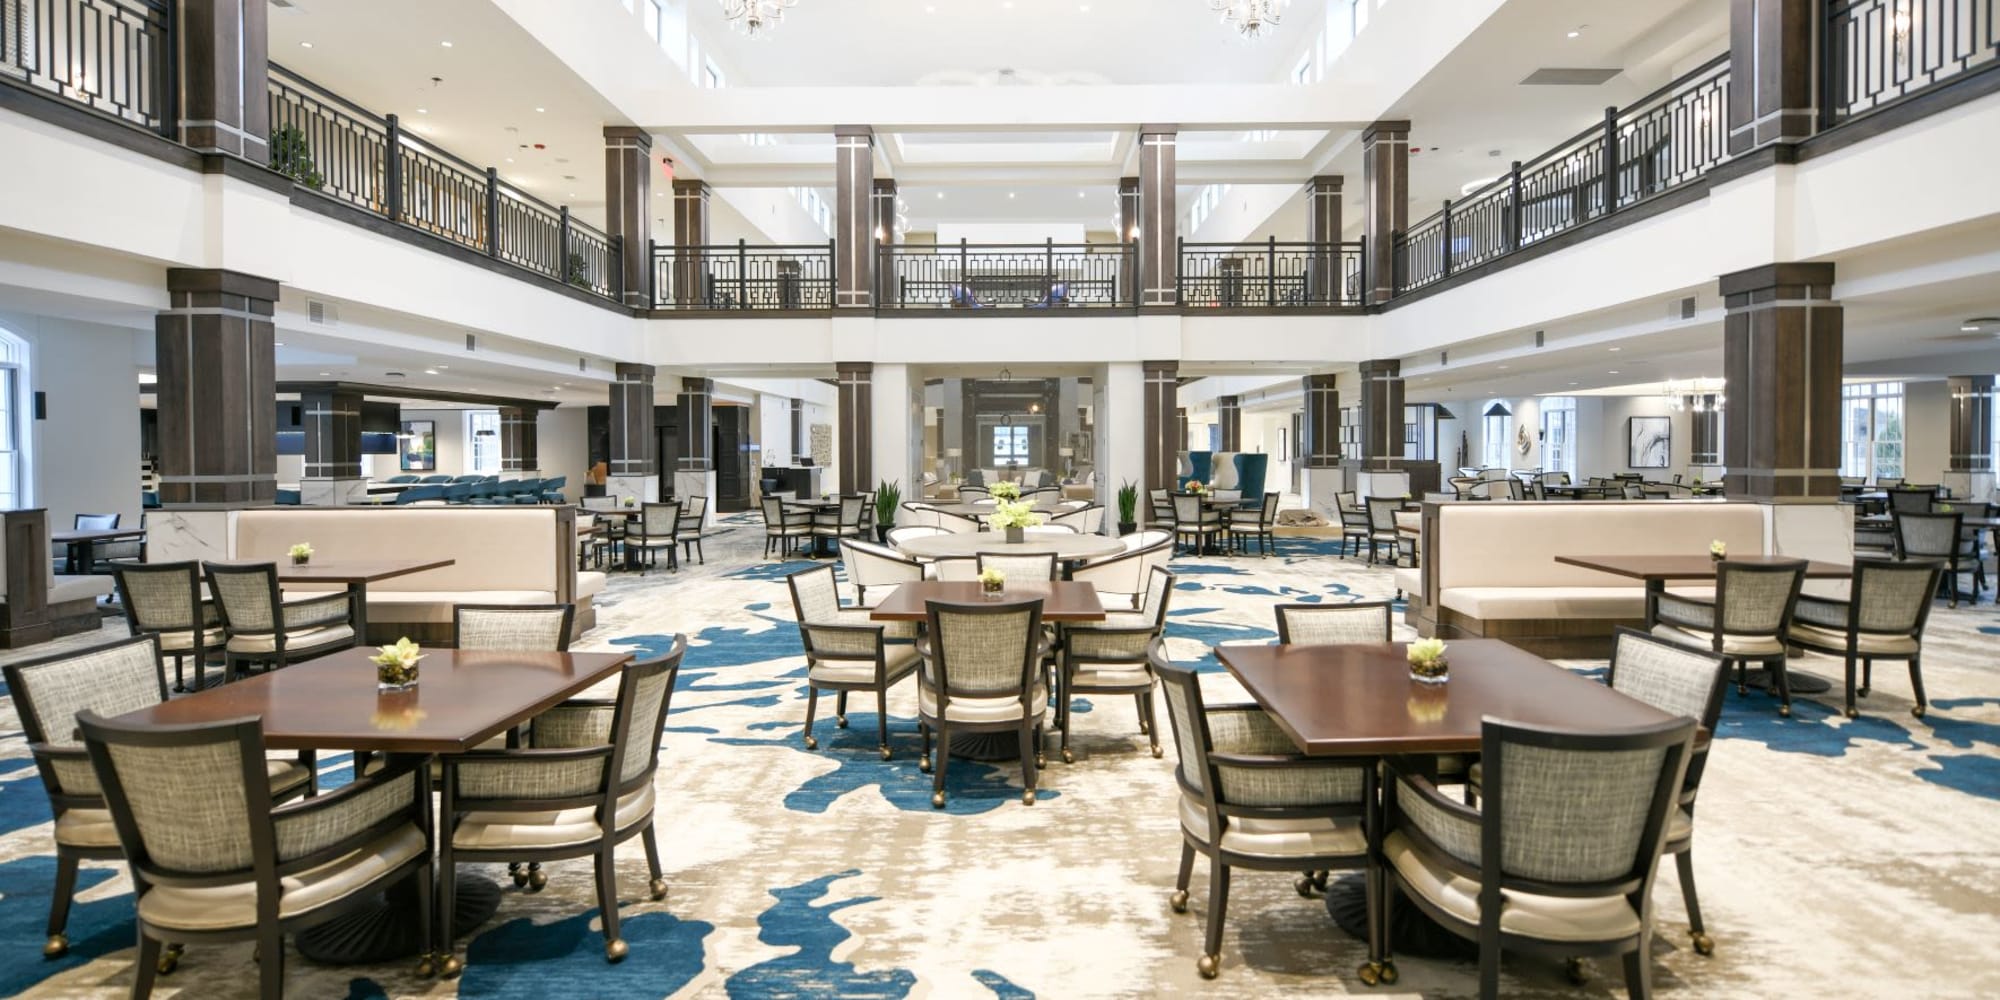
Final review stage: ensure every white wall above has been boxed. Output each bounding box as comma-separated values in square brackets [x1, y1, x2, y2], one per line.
[1903, 379, 1951, 483]
[0, 309, 144, 530]
[711, 188, 831, 246]
[1581, 396, 1695, 478]
[538, 406, 589, 492]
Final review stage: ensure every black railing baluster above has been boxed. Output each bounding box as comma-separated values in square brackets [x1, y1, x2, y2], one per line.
[384, 113, 403, 223]
[559, 205, 572, 287]
[1266, 236, 1278, 307]
[1601, 106, 1620, 214]
[737, 239, 749, 310]
[485, 167, 499, 258]
[1508, 160, 1524, 252]
[1440, 200, 1454, 278]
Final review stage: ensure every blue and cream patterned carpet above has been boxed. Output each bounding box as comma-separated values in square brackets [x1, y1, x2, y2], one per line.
[5, 514, 2000, 998]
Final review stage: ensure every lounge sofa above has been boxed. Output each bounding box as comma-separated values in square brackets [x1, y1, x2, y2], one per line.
[1, 509, 115, 647]
[1407, 499, 1773, 657]
[224, 506, 604, 644]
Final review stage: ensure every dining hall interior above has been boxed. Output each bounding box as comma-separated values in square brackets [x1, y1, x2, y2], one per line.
[4, 0, 2000, 997]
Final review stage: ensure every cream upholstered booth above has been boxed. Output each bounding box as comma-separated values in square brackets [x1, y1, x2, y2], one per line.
[1408, 500, 1772, 657]
[0, 509, 116, 648]
[220, 507, 603, 643]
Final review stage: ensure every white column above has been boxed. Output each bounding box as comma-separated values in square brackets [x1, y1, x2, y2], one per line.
[1100, 362, 1146, 534]
[870, 363, 915, 527]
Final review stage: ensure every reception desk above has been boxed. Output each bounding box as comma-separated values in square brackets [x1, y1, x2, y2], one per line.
[763, 465, 823, 501]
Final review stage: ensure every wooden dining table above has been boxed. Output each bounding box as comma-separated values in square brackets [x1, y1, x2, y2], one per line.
[119, 646, 634, 963]
[271, 558, 455, 644]
[51, 527, 146, 574]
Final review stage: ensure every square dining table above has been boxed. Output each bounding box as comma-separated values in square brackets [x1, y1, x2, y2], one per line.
[867, 580, 1106, 623]
[51, 527, 146, 575]
[271, 558, 455, 643]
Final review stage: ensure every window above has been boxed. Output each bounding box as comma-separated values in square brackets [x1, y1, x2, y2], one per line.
[992, 425, 1030, 466]
[1292, 54, 1313, 85]
[704, 61, 724, 89]
[1841, 382, 1904, 481]
[466, 410, 501, 474]
[1481, 403, 1511, 470]
[1404, 404, 1438, 461]
[1325, 0, 1355, 61]
[0, 328, 28, 509]
[1539, 397, 1577, 477]
[644, 0, 662, 42]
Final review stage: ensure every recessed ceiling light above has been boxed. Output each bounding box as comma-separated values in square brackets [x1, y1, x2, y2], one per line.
[1608, 370, 1621, 375]
[1567, 30, 1580, 38]
[440, 40, 454, 48]
[1077, 191, 1086, 198]
[319, 371, 332, 376]
[1497, 365, 1509, 370]
[436, 365, 448, 369]
[1608, 346, 1621, 352]
[1007, 192, 1016, 199]
[505, 157, 514, 163]
[924, 4, 934, 11]
[1079, 3, 1090, 9]
[416, 108, 428, 114]
[534, 106, 546, 113]
[299, 41, 313, 48]
[424, 368, 440, 375]
[936, 191, 945, 199]
[1568, 381, 1579, 386]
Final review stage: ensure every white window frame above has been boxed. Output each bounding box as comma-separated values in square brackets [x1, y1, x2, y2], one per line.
[1481, 408, 1510, 470]
[466, 410, 502, 475]
[0, 328, 32, 510]
[644, 0, 662, 42]
[1539, 397, 1578, 478]
[1841, 381, 1905, 481]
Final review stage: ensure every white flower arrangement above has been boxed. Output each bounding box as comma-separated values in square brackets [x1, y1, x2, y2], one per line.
[990, 481, 1022, 502]
[979, 567, 1006, 586]
[1709, 539, 1728, 559]
[371, 637, 424, 688]
[288, 542, 314, 564]
[988, 499, 1045, 530]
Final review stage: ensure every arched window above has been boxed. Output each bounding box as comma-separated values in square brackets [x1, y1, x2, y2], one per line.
[0, 327, 31, 509]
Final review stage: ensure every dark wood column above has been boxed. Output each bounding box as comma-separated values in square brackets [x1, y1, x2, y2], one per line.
[499, 406, 539, 473]
[1362, 121, 1409, 305]
[790, 398, 805, 462]
[179, 0, 269, 163]
[1721, 263, 1842, 501]
[1727, 0, 1816, 154]
[671, 178, 708, 306]
[1950, 376, 1995, 474]
[608, 363, 657, 499]
[677, 378, 714, 475]
[155, 269, 277, 505]
[872, 178, 898, 304]
[1308, 175, 1344, 301]
[1302, 374, 1341, 468]
[1357, 359, 1407, 467]
[835, 127, 875, 308]
[837, 362, 873, 493]
[1217, 395, 1241, 451]
[1138, 127, 1178, 307]
[301, 387, 362, 496]
[1118, 176, 1141, 303]
[604, 127, 653, 308]
[1143, 360, 1179, 499]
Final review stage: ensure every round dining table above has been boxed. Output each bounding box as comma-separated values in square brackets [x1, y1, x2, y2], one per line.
[922, 500, 1073, 518]
[895, 531, 1126, 563]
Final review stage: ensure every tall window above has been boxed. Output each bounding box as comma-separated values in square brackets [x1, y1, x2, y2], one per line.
[1841, 382, 1904, 480]
[1539, 397, 1577, 477]
[992, 425, 1030, 466]
[644, 0, 662, 42]
[1481, 404, 1510, 469]
[0, 328, 28, 509]
[466, 410, 501, 474]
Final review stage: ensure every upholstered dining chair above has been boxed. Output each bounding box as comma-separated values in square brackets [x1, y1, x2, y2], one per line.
[1071, 536, 1172, 612]
[435, 635, 686, 975]
[676, 495, 709, 564]
[1153, 647, 1375, 981]
[1379, 715, 1697, 998]
[1171, 493, 1222, 556]
[840, 537, 925, 607]
[1226, 492, 1281, 556]
[1886, 486, 1936, 515]
[4, 636, 316, 962]
[886, 525, 947, 548]
[77, 710, 423, 997]
[1273, 601, 1394, 645]
[936, 510, 983, 535]
[1786, 558, 1942, 719]
[1335, 491, 1370, 557]
[761, 496, 812, 559]
[788, 566, 919, 758]
[917, 598, 1050, 808]
[452, 604, 576, 651]
[633, 502, 682, 574]
[814, 495, 866, 550]
[1892, 510, 1981, 606]
[113, 560, 222, 691]
[976, 550, 1059, 582]
[1650, 558, 1806, 715]
[1057, 566, 1175, 763]
[203, 562, 357, 682]
[1364, 497, 1405, 565]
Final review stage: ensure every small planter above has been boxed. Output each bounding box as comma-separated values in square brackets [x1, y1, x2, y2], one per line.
[1709, 552, 1725, 563]
[876, 524, 892, 544]
[1005, 526, 1025, 544]
[1408, 660, 1449, 685]
[291, 554, 311, 566]
[982, 579, 1005, 600]
[1117, 521, 1137, 536]
[376, 657, 422, 692]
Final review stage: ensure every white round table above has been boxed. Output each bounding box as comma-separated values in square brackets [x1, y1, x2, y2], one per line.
[895, 532, 1126, 563]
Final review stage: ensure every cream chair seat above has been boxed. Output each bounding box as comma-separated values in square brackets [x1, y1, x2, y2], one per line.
[1784, 622, 1919, 656]
[1383, 832, 1643, 943]
[451, 784, 656, 851]
[138, 826, 427, 932]
[812, 644, 920, 684]
[1180, 794, 1366, 858]
[52, 809, 120, 849]
[226, 624, 355, 655]
[918, 681, 1048, 724]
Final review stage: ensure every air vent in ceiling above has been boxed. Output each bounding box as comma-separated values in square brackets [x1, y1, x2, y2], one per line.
[578, 356, 588, 372]
[1521, 68, 1623, 86]
[306, 298, 336, 325]
[465, 333, 476, 352]
[1672, 296, 1697, 320]
[269, 0, 298, 7]
[1534, 330, 1545, 348]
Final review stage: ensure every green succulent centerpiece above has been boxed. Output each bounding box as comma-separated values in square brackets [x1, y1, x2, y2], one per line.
[989, 499, 1044, 543]
[979, 566, 1006, 597]
[288, 542, 314, 566]
[1406, 637, 1450, 685]
[371, 637, 424, 691]
[1709, 539, 1727, 562]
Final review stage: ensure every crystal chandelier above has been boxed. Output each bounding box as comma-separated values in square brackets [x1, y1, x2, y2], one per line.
[720, 0, 798, 39]
[1211, 0, 1288, 40]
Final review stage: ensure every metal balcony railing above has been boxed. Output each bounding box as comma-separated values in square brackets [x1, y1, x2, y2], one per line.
[878, 241, 1134, 309]
[1825, 0, 2000, 124]
[0, 0, 172, 133]
[1178, 239, 1366, 308]
[649, 241, 835, 310]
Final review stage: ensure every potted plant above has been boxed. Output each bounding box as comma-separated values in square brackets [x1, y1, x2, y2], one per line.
[874, 479, 901, 543]
[1709, 539, 1727, 563]
[1406, 637, 1449, 685]
[991, 481, 1022, 502]
[1116, 481, 1139, 535]
[371, 637, 424, 692]
[979, 566, 1006, 599]
[989, 499, 1043, 544]
[269, 125, 325, 189]
[288, 542, 314, 566]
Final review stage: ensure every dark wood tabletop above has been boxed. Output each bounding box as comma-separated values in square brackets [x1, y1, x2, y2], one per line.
[258, 558, 457, 584]
[1554, 554, 1852, 581]
[118, 648, 634, 753]
[868, 581, 1107, 622]
[1215, 639, 1675, 756]
[51, 528, 147, 543]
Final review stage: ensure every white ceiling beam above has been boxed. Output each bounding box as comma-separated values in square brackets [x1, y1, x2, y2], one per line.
[636, 84, 1367, 133]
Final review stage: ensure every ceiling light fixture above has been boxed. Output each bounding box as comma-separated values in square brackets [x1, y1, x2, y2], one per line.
[720, 0, 800, 38]
[1210, 0, 1287, 40]
[534, 106, 545, 113]
[440, 40, 453, 48]
[299, 41, 313, 48]
[1962, 316, 2000, 333]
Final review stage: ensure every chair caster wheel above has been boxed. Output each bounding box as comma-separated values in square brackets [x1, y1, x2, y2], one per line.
[157, 943, 184, 975]
[1778, 704, 1792, 718]
[1912, 705, 1927, 718]
[1151, 743, 1164, 758]
[919, 756, 933, 773]
[836, 715, 848, 729]
[605, 938, 629, 963]
[1170, 890, 1189, 913]
[1736, 685, 1747, 696]
[43, 934, 66, 959]
[1565, 957, 1589, 985]
[1857, 686, 1871, 698]
[1691, 931, 1715, 956]
[1061, 748, 1075, 764]
[1379, 961, 1398, 984]
[1844, 707, 1858, 719]
[931, 792, 946, 809]
[1357, 961, 1382, 986]
[804, 735, 818, 750]
[879, 745, 892, 760]
[528, 869, 548, 891]
[1022, 790, 1036, 806]
[416, 953, 436, 977]
[1035, 753, 1046, 769]
[440, 955, 464, 979]
[650, 877, 669, 901]
[1296, 876, 1318, 897]
[1197, 954, 1220, 979]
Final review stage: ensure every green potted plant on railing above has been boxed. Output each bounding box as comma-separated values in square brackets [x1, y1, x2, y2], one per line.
[269, 125, 324, 190]
[874, 479, 901, 543]
[566, 251, 591, 288]
[1116, 480, 1139, 535]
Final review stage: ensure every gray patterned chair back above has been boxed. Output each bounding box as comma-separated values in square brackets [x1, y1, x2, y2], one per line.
[976, 551, 1058, 582]
[786, 565, 842, 623]
[1853, 558, 1942, 634]
[1894, 510, 1968, 559]
[1714, 560, 1805, 634]
[114, 561, 209, 634]
[1153, 648, 1365, 811]
[839, 495, 865, 530]
[82, 715, 264, 875]
[1275, 602, 1392, 645]
[613, 636, 685, 788]
[1481, 717, 1695, 885]
[1887, 487, 1935, 515]
[641, 502, 680, 537]
[924, 600, 1040, 700]
[1364, 496, 1400, 531]
[1170, 493, 1205, 526]
[681, 495, 709, 523]
[760, 496, 788, 530]
[1137, 565, 1175, 627]
[4, 637, 167, 798]
[454, 604, 574, 651]
[1154, 650, 1211, 796]
[204, 562, 283, 633]
[1607, 630, 1726, 728]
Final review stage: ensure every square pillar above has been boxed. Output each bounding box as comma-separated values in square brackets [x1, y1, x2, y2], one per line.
[1118, 176, 1141, 304]
[1217, 396, 1241, 452]
[1362, 121, 1409, 304]
[671, 178, 709, 306]
[676, 377, 717, 523]
[1143, 360, 1180, 502]
[1099, 363, 1145, 532]
[1948, 376, 1994, 501]
[1138, 128, 1178, 307]
[1728, 0, 1816, 154]
[1722, 263, 1842, 502]
[838, 362, 873, 494]
[604, 127, 654, 308]
[179, 0, 270, 163]
[1301, 373, 1347, 521]
[1308, 175, 1344, 301]
[872, 178, 899, 305]
[155, 269, 278, 505]
[871, 363, 914, 519]
[300, 388, 364, 505]
[835, 127, 876, 308]
[608, 363, 658, 503]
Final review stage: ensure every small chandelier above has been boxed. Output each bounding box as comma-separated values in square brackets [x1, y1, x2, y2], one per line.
[720, 0, 798, 38]
[1211, 0, 1288, 40]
